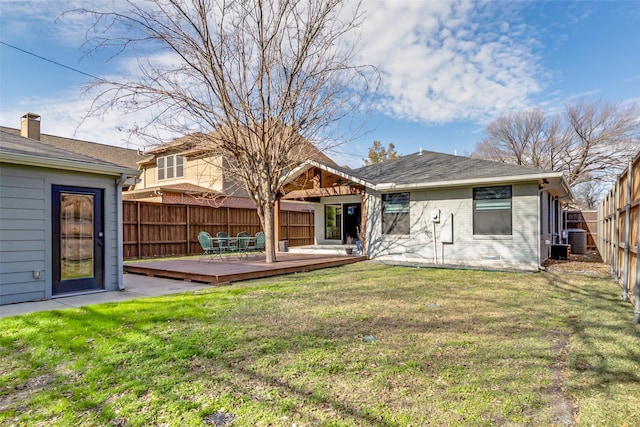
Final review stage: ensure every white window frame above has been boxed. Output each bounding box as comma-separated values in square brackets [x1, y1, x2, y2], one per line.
[157, 155, 184, 181]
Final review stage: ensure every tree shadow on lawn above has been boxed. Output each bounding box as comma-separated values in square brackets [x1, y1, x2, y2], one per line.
[5, 267, 630, 425]
[100, 282, 567, 423]
[540, 272, 640, 406]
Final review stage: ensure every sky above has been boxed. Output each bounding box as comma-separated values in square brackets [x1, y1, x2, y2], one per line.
[1, 0, 639, 167]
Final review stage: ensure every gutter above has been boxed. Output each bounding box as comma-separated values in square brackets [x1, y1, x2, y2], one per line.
[1, 151, 140, 177]
[538, 185, 546, 271]
[375, 171, 565, 191]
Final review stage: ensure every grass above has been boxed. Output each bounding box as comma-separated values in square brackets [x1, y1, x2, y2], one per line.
[1, 263, 638, 426]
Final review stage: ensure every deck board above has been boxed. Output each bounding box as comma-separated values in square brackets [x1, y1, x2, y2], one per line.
[124, 253, 366, 284]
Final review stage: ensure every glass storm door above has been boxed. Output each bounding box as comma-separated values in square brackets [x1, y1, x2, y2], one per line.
[52, 186, 104, 295]
[325, 205, 342, 241]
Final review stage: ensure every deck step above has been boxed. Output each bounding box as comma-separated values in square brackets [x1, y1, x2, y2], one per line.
[288, 245, 360, 256]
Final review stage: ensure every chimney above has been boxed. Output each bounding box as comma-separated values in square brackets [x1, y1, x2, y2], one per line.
[20, 113, 41, 140]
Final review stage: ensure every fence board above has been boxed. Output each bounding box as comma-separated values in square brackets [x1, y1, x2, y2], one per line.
[123, 201, 314, 260]
[598, 151, 640, 324]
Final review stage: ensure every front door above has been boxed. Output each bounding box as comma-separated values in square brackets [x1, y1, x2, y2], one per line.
[343, 203, 362, 243]
[52, 186, 104, 295]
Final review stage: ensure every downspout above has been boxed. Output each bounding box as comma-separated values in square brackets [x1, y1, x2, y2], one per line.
[116, 173, 127, 290]
[432, 221, 438, 264]
[538, 186, 546, 271]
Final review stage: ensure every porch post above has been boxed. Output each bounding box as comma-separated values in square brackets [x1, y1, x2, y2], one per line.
[360, 190, 367, 256]
[274, 198, 281, 251]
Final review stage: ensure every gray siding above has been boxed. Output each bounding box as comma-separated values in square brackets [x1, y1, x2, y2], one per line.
[0, 171, 46, 304]
[1, 164, 121, 305]
[366, 183, 541, 271]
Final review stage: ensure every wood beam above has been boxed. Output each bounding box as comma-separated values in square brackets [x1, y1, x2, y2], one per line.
[282, 186, 363, 200]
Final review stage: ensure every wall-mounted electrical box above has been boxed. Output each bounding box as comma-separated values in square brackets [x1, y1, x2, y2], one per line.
[440, 213, 454, 243]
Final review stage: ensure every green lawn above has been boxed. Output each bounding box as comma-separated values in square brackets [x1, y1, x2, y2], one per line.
[1, 263, 638, 426]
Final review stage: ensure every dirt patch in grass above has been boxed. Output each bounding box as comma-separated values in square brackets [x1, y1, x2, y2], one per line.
[0, 373, 56, 413]
[542, 250, 610, 276]
[547, 332, 575, 426]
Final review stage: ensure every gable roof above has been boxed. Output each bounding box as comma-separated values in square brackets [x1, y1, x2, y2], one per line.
[141, 129, 338, 167]
[351, 150, 562, 188]
[0, 126, 146, 170]
[284, 150, 573, 199]
[0, 130, 140, 177]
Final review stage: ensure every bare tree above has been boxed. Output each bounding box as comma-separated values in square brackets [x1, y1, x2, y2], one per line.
[73, 0, 377, 263]
[561, 99, 639, 186]
[572, 177, 606, 209]
[475, 108, 565, 169]
[474, 99, 640, 204]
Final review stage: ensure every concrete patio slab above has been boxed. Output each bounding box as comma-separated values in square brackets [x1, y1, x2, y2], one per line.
[0, 275, 211, 318]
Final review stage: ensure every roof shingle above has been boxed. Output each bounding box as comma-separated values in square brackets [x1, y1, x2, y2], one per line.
[351, 150, 554, 185]
[0, 126, 145, 169]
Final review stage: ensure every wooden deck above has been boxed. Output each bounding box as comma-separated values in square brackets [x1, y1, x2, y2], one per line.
[124, 253, 366, 285]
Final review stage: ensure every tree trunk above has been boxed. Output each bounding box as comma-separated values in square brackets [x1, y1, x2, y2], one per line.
[260, 201, 277, 264]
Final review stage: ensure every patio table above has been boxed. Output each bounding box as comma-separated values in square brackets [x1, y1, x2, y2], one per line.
[208, 236, 256, 260]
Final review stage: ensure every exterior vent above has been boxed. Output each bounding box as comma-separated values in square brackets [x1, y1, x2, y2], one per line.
[566, 228, 587, 255]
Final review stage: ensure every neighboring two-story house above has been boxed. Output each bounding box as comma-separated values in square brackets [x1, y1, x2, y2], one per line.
[124, 131, 336, 211]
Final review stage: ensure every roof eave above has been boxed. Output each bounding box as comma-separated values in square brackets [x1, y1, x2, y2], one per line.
[374, 171, 566, 191]
[1, 152, 141, 178]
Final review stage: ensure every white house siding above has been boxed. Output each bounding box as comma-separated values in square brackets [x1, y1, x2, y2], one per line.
[365, 183, 541, 271]
[0, 164, 121, 305]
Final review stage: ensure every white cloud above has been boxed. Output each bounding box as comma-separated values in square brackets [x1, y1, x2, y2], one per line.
[1, 0, 549, 148]
[356, 0, 544, 125]
[0, 90, 166, 150]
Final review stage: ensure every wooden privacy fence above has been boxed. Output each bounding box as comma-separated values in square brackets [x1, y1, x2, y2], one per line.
[563, 210, 597, 250]
[123, 201, 314, 260]
[597, 151, 640, 324]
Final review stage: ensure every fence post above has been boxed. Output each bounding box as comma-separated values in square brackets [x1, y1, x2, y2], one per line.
[623, 160, 631, 301]
[136, 201, 142, 260]
[614, 178, 621, 295]
[186, 204, 191, 256]
[631, 156, 640, 324]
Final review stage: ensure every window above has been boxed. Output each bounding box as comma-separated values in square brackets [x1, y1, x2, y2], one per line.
[382, 192, 410, 235]
[473, 185, 512, 235]
[157, 155, 184, 181]
[157, 157, 165, 180]
[325, 205, 342, 240]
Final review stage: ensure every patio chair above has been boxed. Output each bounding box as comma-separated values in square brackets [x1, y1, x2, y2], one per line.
[197, 231, 220, 261]
[253, 231, 265, 255]
[216, 231, 237, 259]
[236, 231, 251, 258]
